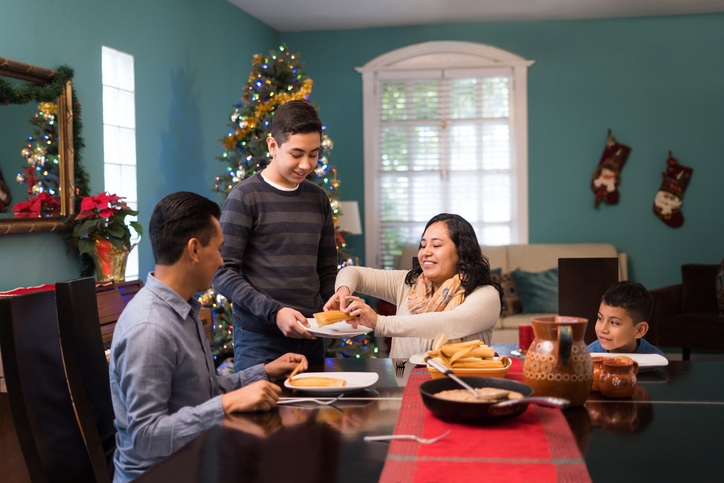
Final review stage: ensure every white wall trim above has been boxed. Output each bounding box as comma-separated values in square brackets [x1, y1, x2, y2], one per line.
[357, 41, 534, 267]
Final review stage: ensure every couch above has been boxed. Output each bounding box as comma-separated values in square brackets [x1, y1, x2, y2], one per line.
[392, 243, 627, 345]
[649, 263, 724, 360]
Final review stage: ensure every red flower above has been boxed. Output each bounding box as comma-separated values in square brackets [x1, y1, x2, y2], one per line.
[76, 192, 127, 220]
[11, 192, 61, 218]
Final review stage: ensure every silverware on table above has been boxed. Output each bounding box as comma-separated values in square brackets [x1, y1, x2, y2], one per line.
[364, 429, 451, 444]
[277, 393, 345, 406]
[394, 359, 407, 378]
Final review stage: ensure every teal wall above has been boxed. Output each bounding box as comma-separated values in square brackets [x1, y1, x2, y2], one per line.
[283, 14, 724, 288]
[1, 3, 722, 291]
[0, 0, 275, 291]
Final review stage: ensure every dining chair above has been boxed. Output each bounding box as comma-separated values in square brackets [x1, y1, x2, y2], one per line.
[55, 277, 116, 482]
[0, 288, 98, 483]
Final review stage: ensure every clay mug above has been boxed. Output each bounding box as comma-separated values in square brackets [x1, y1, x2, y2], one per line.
[590, 356, 608, 392]
[599, 358, 637, 398]
[523, 316, 592, 407]
[612, 355, 639, 375]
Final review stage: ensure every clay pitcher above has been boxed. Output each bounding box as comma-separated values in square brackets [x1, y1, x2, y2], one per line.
[523, 316, 592, 407]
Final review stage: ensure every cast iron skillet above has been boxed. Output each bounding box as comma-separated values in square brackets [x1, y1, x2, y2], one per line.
[419, 377, 567, 424]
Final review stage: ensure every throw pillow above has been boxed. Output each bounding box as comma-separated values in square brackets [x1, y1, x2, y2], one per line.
[510, 268, 559, 314]
[680, 264, 719, 313]
[490, 271, 522, 317]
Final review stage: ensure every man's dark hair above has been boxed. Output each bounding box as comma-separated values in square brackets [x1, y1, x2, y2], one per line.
[149, 191, 221, 265]
[601, 281, 653, 324]
[270, 100, 322, 145]
[404, 213, 500, 296]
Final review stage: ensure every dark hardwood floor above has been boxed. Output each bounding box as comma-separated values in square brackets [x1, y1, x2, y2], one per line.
[0, 392, 31, 483]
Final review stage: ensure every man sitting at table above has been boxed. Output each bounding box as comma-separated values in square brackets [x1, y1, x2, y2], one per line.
[109, 191, 307, 483]
[588, 281, 666, 356]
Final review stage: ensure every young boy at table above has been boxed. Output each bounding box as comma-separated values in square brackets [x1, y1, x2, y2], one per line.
[588, 281, 666, 356]
[109, 191, 307, 483]
[212, 100, 338, 372]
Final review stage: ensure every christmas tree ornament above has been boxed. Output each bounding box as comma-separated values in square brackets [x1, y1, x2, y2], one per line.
[653, 151, 693, 228]
[591, 130, 631, 207]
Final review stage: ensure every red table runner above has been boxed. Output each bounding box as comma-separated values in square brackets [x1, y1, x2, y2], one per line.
[379, 359, 591, 483]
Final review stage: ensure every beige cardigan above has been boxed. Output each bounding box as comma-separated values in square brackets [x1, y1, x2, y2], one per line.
[334, 266, 501, 359]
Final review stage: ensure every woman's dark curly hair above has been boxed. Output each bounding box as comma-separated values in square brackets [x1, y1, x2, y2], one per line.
[404, 213, 502, 297]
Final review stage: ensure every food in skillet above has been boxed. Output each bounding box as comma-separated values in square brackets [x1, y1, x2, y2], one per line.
[434, 387, 524, 403]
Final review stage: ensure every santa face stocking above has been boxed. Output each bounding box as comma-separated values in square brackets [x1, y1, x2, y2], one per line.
[591, 131, 631, 207]
[653, 152, 693, 228]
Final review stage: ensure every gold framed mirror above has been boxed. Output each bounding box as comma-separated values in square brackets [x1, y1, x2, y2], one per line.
[0, 56, 75, 234]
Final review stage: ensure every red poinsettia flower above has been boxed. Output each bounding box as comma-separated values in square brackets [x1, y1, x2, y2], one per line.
[76, 192, 128, 220]
[11, 192, 61, 218]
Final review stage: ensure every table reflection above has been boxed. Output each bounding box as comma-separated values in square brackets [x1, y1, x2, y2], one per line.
[584, 385, 652, 434]
[225, 401, 383, 438]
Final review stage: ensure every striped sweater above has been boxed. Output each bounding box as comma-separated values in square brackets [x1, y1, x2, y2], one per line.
[212, 173, 338, 336]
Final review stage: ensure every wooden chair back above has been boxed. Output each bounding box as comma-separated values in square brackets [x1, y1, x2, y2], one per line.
[55, 278, 116, 482]
[0, 289, 97, 483]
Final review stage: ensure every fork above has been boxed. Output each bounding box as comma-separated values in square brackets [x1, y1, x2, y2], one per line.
[277, 393, 345, 406]
[364, 429, 451, 444]
[394, 359, 407, 378]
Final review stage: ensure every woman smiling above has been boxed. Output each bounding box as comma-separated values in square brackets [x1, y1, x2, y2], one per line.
[323, 213, 502, 359]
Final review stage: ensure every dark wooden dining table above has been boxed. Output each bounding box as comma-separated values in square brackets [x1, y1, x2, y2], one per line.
[138, 347, 723, 483]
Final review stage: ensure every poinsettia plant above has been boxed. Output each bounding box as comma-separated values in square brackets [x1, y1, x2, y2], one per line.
[11, 192, 61, 218]
[67, 192, 143, 256]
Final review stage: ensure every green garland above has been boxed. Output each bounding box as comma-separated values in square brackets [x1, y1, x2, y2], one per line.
[0, 65, 74, 104]
[1, 64, 90, 201]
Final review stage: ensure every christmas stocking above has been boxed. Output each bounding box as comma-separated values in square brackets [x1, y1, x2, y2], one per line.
[653, 152, 693, 228]
[591, 130, 631, 207]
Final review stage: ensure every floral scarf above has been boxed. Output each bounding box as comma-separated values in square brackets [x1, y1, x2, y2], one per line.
[407, 273, 465, 314]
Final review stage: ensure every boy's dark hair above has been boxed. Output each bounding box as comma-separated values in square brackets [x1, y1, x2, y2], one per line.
[149, 191, 221, 265]
[270, 100, 322, 145]
[601, 281, 653, 324]
[404, 213, 501, 297]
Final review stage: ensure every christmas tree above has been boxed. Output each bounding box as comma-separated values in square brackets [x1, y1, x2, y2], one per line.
[16, 102, 62, 199]
[203, 44, 372, 365]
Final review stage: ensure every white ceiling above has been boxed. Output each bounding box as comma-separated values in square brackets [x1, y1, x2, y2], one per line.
[228, 0, 724, 32]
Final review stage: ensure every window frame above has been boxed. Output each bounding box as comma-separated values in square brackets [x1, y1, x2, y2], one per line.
[357, 41, 534, 268]
[101, 46, 139, 280]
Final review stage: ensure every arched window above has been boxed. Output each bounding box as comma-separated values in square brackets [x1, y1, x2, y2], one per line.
[357, 41, 534, 268]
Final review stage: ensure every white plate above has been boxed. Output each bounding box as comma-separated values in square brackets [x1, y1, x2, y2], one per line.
[589, 352, 669, 369]
[284, 372, 379, 393]
[302, 318, 372, 338]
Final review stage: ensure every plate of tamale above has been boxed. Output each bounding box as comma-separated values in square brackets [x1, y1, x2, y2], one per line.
[284, 372, 379, 393]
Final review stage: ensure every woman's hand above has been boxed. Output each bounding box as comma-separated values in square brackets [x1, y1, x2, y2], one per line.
[324, 287, 351, 311]
[341, 295, 378, 330]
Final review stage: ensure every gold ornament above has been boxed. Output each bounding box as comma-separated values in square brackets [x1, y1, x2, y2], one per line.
[38, 102, 57, 116]
[223, 78, 314, 150]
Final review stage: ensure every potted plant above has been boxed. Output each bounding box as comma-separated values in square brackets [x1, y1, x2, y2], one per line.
[68, 192, 143, 282]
